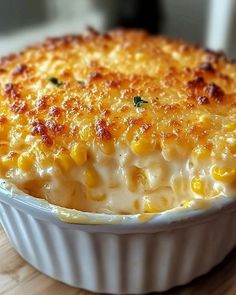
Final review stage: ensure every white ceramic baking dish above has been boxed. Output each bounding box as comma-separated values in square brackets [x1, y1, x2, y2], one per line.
[0, 180, 235, 294]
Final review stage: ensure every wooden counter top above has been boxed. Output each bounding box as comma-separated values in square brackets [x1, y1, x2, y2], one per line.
[0, 225, 235, 295]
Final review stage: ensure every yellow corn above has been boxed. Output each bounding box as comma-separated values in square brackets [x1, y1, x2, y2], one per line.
[133, 199, 140, 211]
[80, 125, 93, 142]
[143, 196, 158, 213]
[135, 52, 145, 61]
[227, 138, 236, 154]
[17, 115, 28, 126]
[0, 126, 8, 140]
[224, 122, 236, 131]
[191, 177, 205, 195]
[84, 166, 100, 187]
[143, 195, 169, 213]
[33, 144, 53, 167]
[131, 137, 155, 156]
[0, 144, 8, 156]
[17, 151, 35, 171]
[172, 176, 189, 200]
[1, 152, 18, 169]
[230, 144, 236, 155]
[192, 146, 211, 162]
[212, 166, 236, 184]
[99, 141, 114, 155]
[126, 167, 146, 192]
[55, 151, 74, 171]
[70, 143, 87, 166]
[89, 193, 106, 201]
[198, 114, 212, 126]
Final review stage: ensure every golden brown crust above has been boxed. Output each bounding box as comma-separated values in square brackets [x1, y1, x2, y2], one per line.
[0, 29, 235, 158]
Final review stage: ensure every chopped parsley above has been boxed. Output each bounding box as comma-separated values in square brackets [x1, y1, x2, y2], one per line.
[48, 77, 63, 86]
[77, 80, 85, 85]
[133, 96, 148, 107]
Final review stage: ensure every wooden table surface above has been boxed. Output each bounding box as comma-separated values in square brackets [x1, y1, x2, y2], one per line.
[0, 225, 236, 295]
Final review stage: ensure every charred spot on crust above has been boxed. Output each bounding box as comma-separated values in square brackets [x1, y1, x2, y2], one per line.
[46, 121, 65, 135]
[36, 96, 48, 110]
[0, 115, 7, 124]
[10, 100, 27, 114]
[0, 54, 18, 66]
[89, 72, 103, 82]
[187, 76, 206, 89]
[95, 119, 112, 140]
[86, 26, 100, 36]
[4, 83, 21, 99]
[32, 121, 48, 136]
[140, 123, 151, 133]
[101, 109, 111, 116]
[198, 62, 215, 73]
[204, 48, 226, 62]
[196, 96, 210, 105]
[106, 80, 120, 88]
[49, 106, 62, 117]
[126, 117, 143, 128]
[12, 64, 27, 76]
[204, 83, 224, 103]
[161, 104, 180, 114]
[42, 134, 53, 146]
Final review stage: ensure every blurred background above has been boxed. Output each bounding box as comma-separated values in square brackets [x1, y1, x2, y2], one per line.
[0, 0, 235, 58]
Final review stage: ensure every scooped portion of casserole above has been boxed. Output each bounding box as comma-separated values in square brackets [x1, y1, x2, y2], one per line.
[0, 29, 235, 214]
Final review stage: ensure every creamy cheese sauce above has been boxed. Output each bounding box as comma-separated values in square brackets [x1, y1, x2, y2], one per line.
[6, 142, 235, 214]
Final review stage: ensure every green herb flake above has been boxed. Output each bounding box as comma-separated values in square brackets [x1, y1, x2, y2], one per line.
[77, 80, 85, 85]
[48, 77, 63, 86]
[133, 96, 148, 107]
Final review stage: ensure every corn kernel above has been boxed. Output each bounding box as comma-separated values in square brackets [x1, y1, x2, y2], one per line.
[84, 166, 100, 187]
[70, 143, 87, 166]
[227, 138, 236, 154]
[33, 144, 53, 167]
[0, 144, 8, 156]
[224, 122, 236, 131]
[199, 114, 212, 126]
[126, 166, 146, 192]
[0, 126, 8, 140]
[172, 176, 190, 200]
[191, 177, 205, 195]
[99, 141, 114, 155]
[89, 193, 106, 201]
[143, 196, 158, 213]
[80, 125, 93, 141]
[135, 52, 145, 61]
[212, 166, 236, 184]
[17, 152, 35, 171]
[192, 146, 211, 161]
[55, 152, 74, 171]
[230, 144, 236, 155]
[1, 152, 18, 169]
[17, 115, 28, 126]
[143, 194, 169, 213]
[133, 199, 140, 211]
[131, 137, 155, 156]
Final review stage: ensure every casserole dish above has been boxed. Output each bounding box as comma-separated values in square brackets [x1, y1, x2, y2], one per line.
[0, 29, 236, 293]
[0, 181, 236, 294]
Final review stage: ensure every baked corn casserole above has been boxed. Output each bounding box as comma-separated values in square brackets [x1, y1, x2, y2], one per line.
[0, 29, 235, 214]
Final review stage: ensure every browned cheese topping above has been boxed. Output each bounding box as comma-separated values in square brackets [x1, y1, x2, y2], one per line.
[0, 30, 235, 213]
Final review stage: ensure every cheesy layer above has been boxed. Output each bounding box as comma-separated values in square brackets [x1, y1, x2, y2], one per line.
[0, 29, 235, 213]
